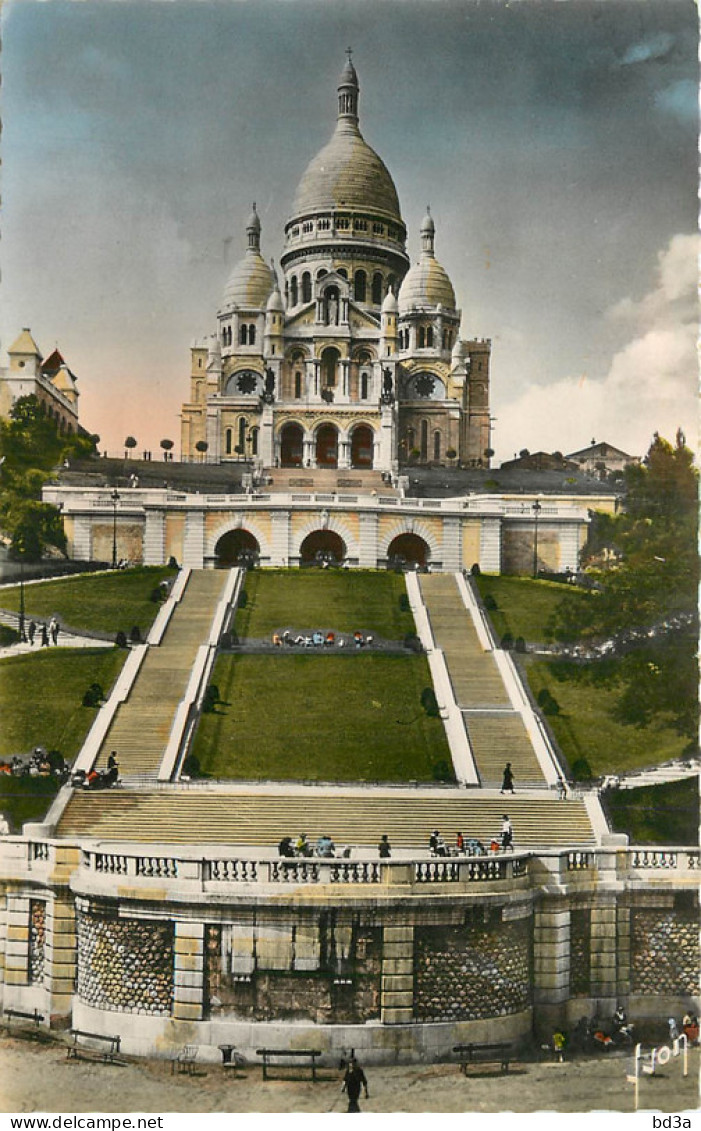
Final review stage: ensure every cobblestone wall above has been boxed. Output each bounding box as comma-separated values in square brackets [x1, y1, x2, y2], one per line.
[76, 910, 174, 1015]
[570, 908, 590, 996]
[631, 905, 700, 996]
[413, 913, 532, 1021]
[28, 901, 45, 985]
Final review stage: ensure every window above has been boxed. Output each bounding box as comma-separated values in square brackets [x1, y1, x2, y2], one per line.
[248, 324, 256, 346]
[290, 276, 298, 306]
[372, 272, 383, 305]
[226, 429, 232, 455]
[240, 324, 248, 345]
[318, 218, 330, 231]
[361, 372, 368, 400]
[302, 272, 312, 303]
[251, 427, 259, 456]
[238, 417, 247, 451]
[302, 221, 313, 234]
[354, 218, 367, 231]
[336, 217, 350, 230]
[426, 326, 434, 347]
[294, 372, 302, 399]
[338, 268, 348, 280]
[433, 431, 441, 461]
[291, 226, 300, 238]
[418, 327, 426, 348]
[354, 270, 367, 302]
[198, 358, 203, 369]
[373, 222, 384, 235]
[421, 420, 428, 461]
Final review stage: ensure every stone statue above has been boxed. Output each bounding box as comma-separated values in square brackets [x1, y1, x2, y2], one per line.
[263, 367, 276, 403]
[383, 368, 393, 395]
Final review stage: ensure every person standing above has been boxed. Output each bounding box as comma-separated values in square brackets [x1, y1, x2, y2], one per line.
[456, 831, 465, 853]
[40, 622, 49, 647]
[501, 814, 513, 851]
[501, 762, 515, 794]
[378, 834, 391, 858]
[49, 617, 59, 645]
[342, 1056, 369, 1113]
[27, 620, 36, 646]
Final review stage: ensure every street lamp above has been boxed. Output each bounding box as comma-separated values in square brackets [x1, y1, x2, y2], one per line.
[17, 541, 27, 644]
[110, 488, 120, 569]
[532, 499, 542, 578]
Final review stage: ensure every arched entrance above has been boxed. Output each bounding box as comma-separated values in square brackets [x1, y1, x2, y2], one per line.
[387, 533, 430, 569]
[215, 528, 260, 567]
[350, 425, 374, 469]
[280, 423, 304, 467]
[316, 424, 338, 468]
[299, 530, 346, 566]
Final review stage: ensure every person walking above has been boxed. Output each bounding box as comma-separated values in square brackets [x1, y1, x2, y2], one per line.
[49, 617, 60, 645]
[27, 620, 36, 646]
[342, 1056, 369, 1112]
[40, 622, 49, 647]
[501, 762, 515, 794]
[378, 834, 391, 858]
[501, 814, 513, 851]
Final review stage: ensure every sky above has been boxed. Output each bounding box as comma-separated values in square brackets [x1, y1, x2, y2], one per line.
[0, 0, 698, 464]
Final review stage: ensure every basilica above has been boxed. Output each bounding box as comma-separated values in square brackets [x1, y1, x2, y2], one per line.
[180, 55, 491, 472]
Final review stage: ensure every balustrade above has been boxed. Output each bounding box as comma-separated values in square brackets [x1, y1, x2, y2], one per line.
[567, 851, 593, 871]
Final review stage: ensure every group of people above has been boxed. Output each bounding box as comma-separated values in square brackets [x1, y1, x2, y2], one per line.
[0, 747, 67, 780]
[20, 617, 60, 648]
[277, 833, 392, 860]
[271, 630, 373, 649]
[71, 751, 121, 791]
[429, 817, 513, 856]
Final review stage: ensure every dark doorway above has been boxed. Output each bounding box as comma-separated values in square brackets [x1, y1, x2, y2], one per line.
[299, 530, 346, 566]
[387, 533, 430, 568]
[351, 425, 374, 469]
[215, 529, 260, 567]
[316, 424, 338, 468]
[280, 423, 304, 467]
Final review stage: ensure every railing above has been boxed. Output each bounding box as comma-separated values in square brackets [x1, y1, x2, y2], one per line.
[629, 848, 700, 871]
[415, 856, 527, 883]
[567, 851, 594, 871]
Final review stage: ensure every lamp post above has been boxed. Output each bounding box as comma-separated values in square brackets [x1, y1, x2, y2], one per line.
[532, 499, 542, 578]
[110, 488, 120, 569]
[17, 543, 26, 644]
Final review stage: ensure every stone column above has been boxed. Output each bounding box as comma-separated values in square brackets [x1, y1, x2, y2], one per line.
[533, 901, 570, 1032]
[479, 517, 502, 573]
[338, 437, 351, 470]
[590, 900, 618, 1008]
[44, 896, 77, 1026]
[259, 402, 274, 468]
[616, 904, 631, 1000]
[303, 437, 316, 469]
[173, 921, 205, 1023]
[380, 925, 414, 1025]
[4, 893, 30, 988]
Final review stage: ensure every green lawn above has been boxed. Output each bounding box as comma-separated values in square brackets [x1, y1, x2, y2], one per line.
[235, 570, 415, 639]
[0, 647, 127, 760]
[524, 657, 689, 777]
[475, 575, 590, 643]
[604, 778, 699, 845]
[193, 653, 452, 782]
[0, 776, 62, 834]
[0, 566, 176, 636]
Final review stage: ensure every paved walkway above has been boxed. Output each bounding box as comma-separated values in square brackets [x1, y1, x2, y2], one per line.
[0, 633, 113, 660]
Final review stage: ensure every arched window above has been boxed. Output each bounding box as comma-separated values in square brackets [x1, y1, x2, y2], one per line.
[316, 268, 327, 280]
[290, 276, 298, 306]
[418, 327, 426, 348]
[294, 372, 302, 399]
[420, 420, 428, 460]
[354, 270, 367, 302]
[433, 431, 441, 461]
[239, 324, 248, 345]
[426, 326, 433, 347]
[225, 428, 232, 455]
[321, 347, 339, 388]
[372, 272, 383, 305]
[250, 427, 259, 456]
[238, 417, 247, 452]
[361, 372, 368, 400]
[248, 324, 256, 346]
[338, 268, 348, 280]
[302, 272, 312, 302]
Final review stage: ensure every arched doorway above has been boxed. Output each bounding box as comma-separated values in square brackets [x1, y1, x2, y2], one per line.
[215, 528, 260, 567]
[350, 425, 374, 469]
[299, 530, 346, 566]
[387, 533, 430, 569]
[280, 423, 304, 467]
[316, 424, 338, 468]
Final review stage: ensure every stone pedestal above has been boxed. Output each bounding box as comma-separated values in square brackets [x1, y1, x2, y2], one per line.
[173, 921, 205, 1022]
[533, 902, 570, 1032]
[45, 897, 77, 1027]
[380, 925, 414, 1025]
[590, 902, 618, 1008]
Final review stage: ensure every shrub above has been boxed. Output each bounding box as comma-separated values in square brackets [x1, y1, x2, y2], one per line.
[238, 589, 248, 608]
[167, 556, 178, 569]
[220, 631, 232, 650]
[446, 448, 457, 460]
[432, 759, 453, 782]
[500, 632, 514, 650]
[182, 754, 201, 778]
[404, 633, 422, 653]
[421, 687, 439, 716]
[537, 688, 561, 715]
[202, 684, 221, 713]
[484, 594, 498, 611]
[115, 631, 128, 648]
[470, 563, 481, 576]
[515, 636, 526, 653]
[82, 682, 104, 708]
[572, 757, 593, 781]
[129, 625, 142, 644]
[399, 593, 410, 613]
[150, 586, 164, 603]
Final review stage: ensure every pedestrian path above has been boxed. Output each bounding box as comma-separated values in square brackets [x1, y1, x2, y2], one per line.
[94, 571, 228, 777]
[419, 574, 549, 788]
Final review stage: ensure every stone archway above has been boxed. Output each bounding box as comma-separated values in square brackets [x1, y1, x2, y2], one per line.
[350, 424, 374, 469]
[280, 423, 304, 467]
[215, 528, 260, 567]
[387, 533, 430, 569]
[316, 424, 338, 468]
[299, 529, 346, 566]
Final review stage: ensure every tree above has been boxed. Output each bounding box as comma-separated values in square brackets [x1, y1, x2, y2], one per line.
[124, 436, 137, 458]
[195, 440, 209, 462]
[160, 439, 174, 461]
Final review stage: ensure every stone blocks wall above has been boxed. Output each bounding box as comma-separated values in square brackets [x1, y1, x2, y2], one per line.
[76, 909, 174, 1015]
[413, 911, 532, 1021]
[631, 903, 700, 996]
[569, 908, 590, 996]
[28, 901, 46, 985]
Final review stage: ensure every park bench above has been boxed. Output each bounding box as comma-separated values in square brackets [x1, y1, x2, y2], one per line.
[2, 1008, 46, 1039]
[453, 1042, 513, 1074]
[256, 1047, 322, 1081]
[171, 1044, 199, 1075]
[67, 1029, 122, 1064]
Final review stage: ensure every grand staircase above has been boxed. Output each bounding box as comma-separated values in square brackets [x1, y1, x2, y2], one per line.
[95, 571, 228, 777]
[419, 574, 550, 788]
[56, 787, 596, 848]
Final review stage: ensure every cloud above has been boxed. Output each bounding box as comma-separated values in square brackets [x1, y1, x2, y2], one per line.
[620, 32, 675, 66]
[495, 234, 698, 462]
[654, 79, 699, 124]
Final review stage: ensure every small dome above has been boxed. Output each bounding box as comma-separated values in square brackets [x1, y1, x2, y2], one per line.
[382, 290, 398, 314]
[420, 208, 435, 235]
[340, 56, 358, 85]
[246, 206, 261, 234]
[267, 283, 284, 313]
[398, 256, 456, 313]
[222, 251, 274, 309]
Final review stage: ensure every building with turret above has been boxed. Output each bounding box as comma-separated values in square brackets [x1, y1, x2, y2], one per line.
[0, 329, 80, 434]
[181, 55, 490, 471]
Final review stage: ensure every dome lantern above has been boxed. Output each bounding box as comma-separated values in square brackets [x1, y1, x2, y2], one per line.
[338, 48, 359, 127]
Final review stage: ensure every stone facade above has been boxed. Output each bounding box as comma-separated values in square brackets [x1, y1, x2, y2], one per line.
[76, 908, 173, 1016]
[631, 902, 700, 997]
